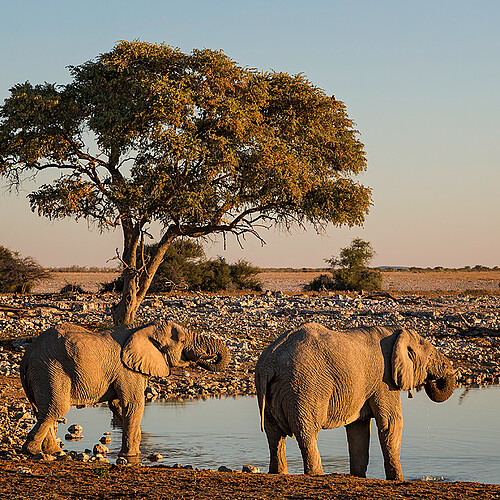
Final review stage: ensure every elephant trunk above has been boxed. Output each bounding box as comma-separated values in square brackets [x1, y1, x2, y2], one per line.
[186, 333, 231, 372]
[424, 355, 456, 403]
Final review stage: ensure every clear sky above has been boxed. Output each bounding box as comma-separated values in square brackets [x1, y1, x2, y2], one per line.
[1, 0, 499, 268]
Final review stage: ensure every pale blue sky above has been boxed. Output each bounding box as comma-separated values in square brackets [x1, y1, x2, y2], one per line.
[1, 1, 499, 268]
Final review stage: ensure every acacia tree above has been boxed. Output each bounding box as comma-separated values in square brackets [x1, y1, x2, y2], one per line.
[0, 40, 371, 324]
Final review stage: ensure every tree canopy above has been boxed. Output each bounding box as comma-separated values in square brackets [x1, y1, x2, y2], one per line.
[0, 40, 372, 323]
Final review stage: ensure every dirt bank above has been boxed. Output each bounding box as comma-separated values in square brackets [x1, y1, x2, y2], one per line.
[1, 460, 500, 500]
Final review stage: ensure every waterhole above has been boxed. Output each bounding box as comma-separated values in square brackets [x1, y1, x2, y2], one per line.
[59, 386, 500, 484]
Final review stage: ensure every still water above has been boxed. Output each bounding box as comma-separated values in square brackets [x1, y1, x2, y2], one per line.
[60, 386, 500, 484]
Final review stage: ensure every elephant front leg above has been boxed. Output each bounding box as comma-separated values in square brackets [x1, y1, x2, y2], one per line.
[119, 400, 144, 457]
[108, 399, 124, 426]
[345, 418, 371, 477]
[374, 412, 404, 480]
[264, 419, 289, 474]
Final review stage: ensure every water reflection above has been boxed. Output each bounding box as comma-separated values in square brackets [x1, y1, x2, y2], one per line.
[60, 387, 500, 484]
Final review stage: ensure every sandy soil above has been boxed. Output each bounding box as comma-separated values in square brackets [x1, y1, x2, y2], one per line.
[1, 460, 499, 499]
[260, 270, 500, 293]
[32, 269, 500, 294]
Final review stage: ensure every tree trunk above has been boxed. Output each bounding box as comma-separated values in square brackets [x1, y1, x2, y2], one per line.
[112, 226, 176, 325]
[113, 268, 140, 325]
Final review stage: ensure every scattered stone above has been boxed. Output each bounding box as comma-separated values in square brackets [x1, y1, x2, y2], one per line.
[116, 457, 128, 465]
[218, 465, 238, 473]
[55, 451, 71, 461]
[76, 453, 90, 462]
[32, 453, 56, 462]
[145, 386, 158, 401]
[100, 436, 111, 444]
[18, 467, 34, 475]
[242, 465, 260, 473]
[148, 453, 163, 462]
[68, 424, 83, 435]
[65, 433, 84, 441]
[93, 443, 109, 456]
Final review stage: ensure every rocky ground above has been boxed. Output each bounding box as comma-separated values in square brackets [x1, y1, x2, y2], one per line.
[0, 270, 499, 499]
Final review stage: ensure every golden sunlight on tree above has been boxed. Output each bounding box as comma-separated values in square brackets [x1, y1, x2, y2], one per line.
[0, 40, 371, 324]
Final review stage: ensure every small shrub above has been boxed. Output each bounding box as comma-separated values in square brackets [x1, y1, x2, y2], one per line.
[303, 273, 336, 292]
[0, 246, 49, 293]
[305, 238, 382, 292]
[193, 257, 232, 292]
[100, 277, 123, 293]
[59, 284, 85, 295]
[229, 260, 262, 291]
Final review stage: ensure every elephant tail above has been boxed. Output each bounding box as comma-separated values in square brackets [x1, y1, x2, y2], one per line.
[19, 356, 38, 413]
[255, 367, 271, 433]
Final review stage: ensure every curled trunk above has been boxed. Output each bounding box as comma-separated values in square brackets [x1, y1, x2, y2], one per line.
[424, 371, 456, 402]
[186, 334, 231, 372]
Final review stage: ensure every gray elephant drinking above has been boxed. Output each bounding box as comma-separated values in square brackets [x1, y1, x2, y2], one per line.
[255, 323, 455, 480]
[21, 321, 230, 458]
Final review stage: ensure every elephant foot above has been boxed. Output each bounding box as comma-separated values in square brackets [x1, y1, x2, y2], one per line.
[387, 474, 405, 481]
[268, 469, 289, 475]
[22, 440, 42, 456]
[42, 443, 63, 455]
[306, 470, 325, 476]
[304, 464, 324, 476]
[118, 450, 141, 458]
[386, 470, 405, 481]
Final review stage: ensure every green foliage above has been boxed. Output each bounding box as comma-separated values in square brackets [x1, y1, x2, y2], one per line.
[229, 259, 262, 291]
[101, 240, 262, 293]
[0, 246, 49, 293]
[305, 238, 382, 292]
[0, 40, 370, 323]
[147, 240, 205, 292]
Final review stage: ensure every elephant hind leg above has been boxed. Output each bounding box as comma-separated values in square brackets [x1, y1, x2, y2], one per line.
[22, 378, 70, 455]
[23, 412, 66, 456]
[264, 417, 289, 474]
[41, 425, 62, 455]
[295, 431, 324, 476]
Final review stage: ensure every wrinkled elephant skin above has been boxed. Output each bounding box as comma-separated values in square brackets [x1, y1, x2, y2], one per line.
[21, 321, 230, 457]
[255, 323, 455, 480]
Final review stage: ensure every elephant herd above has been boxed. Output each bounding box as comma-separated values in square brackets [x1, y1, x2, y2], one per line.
[20, 320, 455, 481]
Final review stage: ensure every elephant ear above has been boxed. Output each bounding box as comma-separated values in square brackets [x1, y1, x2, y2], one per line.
[121, 324, 171, 377]
[391, 329, 415, 390]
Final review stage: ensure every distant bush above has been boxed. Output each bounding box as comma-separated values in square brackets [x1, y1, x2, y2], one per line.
[304, 238, 382, 292]
[101, 240, 262, 293]
[59, 283, 85, 295]
[229, 260, 262, 291]
[0, 246, 49, 293]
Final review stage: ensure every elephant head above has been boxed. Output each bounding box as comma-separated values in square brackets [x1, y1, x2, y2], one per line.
[121, 321, 230, 377]
[391, 329, 455, 402]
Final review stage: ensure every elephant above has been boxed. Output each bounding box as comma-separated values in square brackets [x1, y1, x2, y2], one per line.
[255, 323, 455, 480]
[20, 320, 230, 458]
